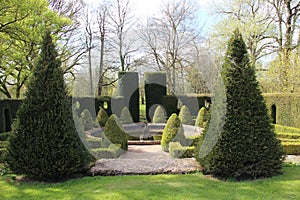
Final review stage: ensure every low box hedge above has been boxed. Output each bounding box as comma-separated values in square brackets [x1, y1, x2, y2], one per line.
[91, 144, 124, 158]
[277, 133, 300, 140]
[275, 124, 300, 134]
[0, 141, 8, 148]
[281, 142, 300, 155]
[86, 138, 103, 149]
[169, 142, 195, 158]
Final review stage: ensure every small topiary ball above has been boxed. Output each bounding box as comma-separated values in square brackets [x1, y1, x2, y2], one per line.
[104, 115, 128, 151]
[97, 107, 109, 127]
[152, 105, 166, 123]
[80, 109, 94, 131]
[178, 105, 193, 125]
[161, 113, 181, 152]
[120, 107, 133, 124]
[195, 107, 209, 128]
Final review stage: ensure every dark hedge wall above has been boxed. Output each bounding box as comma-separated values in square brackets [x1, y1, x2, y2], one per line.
[144, 72, 167, 121]
[0, 99, 22, 133]
[115, 72, 139, 122]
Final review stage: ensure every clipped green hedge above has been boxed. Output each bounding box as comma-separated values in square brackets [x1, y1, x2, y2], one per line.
[275, 124, 300, 134]
[91, 144, 123, 158]
[264, 93, 300, 128]
[277, 133, 300, 140]
[97, 107, 109, 127]
[161, 114, 181, 152]
[169, 142, 195, 158]
[178, 105, 193, 125]
[86, 138, 103, 149]
[281, 142, 300, 155]
[80, 109, 94, 131]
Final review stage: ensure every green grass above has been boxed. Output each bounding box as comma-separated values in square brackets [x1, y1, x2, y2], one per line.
[0, 165, 299, 200]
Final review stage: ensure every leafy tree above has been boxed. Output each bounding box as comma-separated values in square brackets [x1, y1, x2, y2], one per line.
[198, 30, 284, 180]
[0, 0, 69, 98]
[5, 32, 93, 181]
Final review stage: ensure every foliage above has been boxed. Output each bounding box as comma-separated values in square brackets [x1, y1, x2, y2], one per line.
[104, 114, 128, 151]
[161, 114, 181, 152]
[198, 30, 285, 180]
[5, 32, 92, 181]
[80, 109, 94, 131]
[195, 107, 209, 128]
[152, 105, 166, 123]
[91, 144, 123, 159]
[263, 94, 300, 128]
[0, 0, 70, 98]
[178, 105, 193, 125]
[169, 142, 195, 158]
[119, 107, 133, 124]
[97, 107, 109, 127]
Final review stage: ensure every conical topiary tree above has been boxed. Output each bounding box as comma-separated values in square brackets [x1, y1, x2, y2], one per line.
[161, 114, 181, 152]
[80, 109, 94, 131]
[197, 29, 284, 180]
[178, 105, 193, 125]
[195, 107, 209, 128]
[5, 32, 93, 181]
[119, 107, 133, 124]
[152, 105, 166, 123]
[97, 107, 109, 127]
[104, 115, 128, 151]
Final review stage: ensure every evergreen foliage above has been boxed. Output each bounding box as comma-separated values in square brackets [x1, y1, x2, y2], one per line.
[104, 115, 128, 151]
[178, 105, 193, 125]
[80, 109, 94, 131]
[5, 32, 93, 181]
[161, 114, 181, 152]
[119, 107, 133, 124]
[197, 29, 284, 180]
[152, 105, 166, 123]
[97, 107, 109, 127]
[195, 107, 209, 128]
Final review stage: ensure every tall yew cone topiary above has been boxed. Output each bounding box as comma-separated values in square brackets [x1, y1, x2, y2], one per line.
[198, 29, 284, 180]
[5, 32, 93, 181]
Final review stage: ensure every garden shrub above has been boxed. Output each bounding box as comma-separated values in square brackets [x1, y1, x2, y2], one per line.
[277, 133, 300, 140]
[91, 144, 123, 158]
[169, 142, 195, 158]
[152, 105, 166, 123]
[5, 32, 93, 182]
[178, 105, 193, 125]
[197, 30, 284, 181]
[120, 107, 133, 124]
[161, 114, 181, 152]
[172, 124, 187, 146]
[195, 107, 209, 128]
[86, 138, 103, 149]
[281, 142, 300, 155]
[104, 115, 128, 151]
[97, 107, 109, 127]
[275, 124, 300, 134]
[80, 109, 94, 131]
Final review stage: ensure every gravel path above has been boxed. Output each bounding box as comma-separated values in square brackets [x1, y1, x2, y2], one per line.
[89, 145, 300, 176]
[89, 145, 201, 176]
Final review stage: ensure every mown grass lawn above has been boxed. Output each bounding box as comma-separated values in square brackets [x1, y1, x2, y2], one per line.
[0, 165, 299, 200]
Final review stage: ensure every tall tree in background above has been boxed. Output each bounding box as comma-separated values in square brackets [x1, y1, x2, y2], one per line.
[140, 0, 202, 94]
[109, 0, 138, 72]
[6, 32, 92, 181]
[0, 0, 69, 98]
[198, 30, 284, 180]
